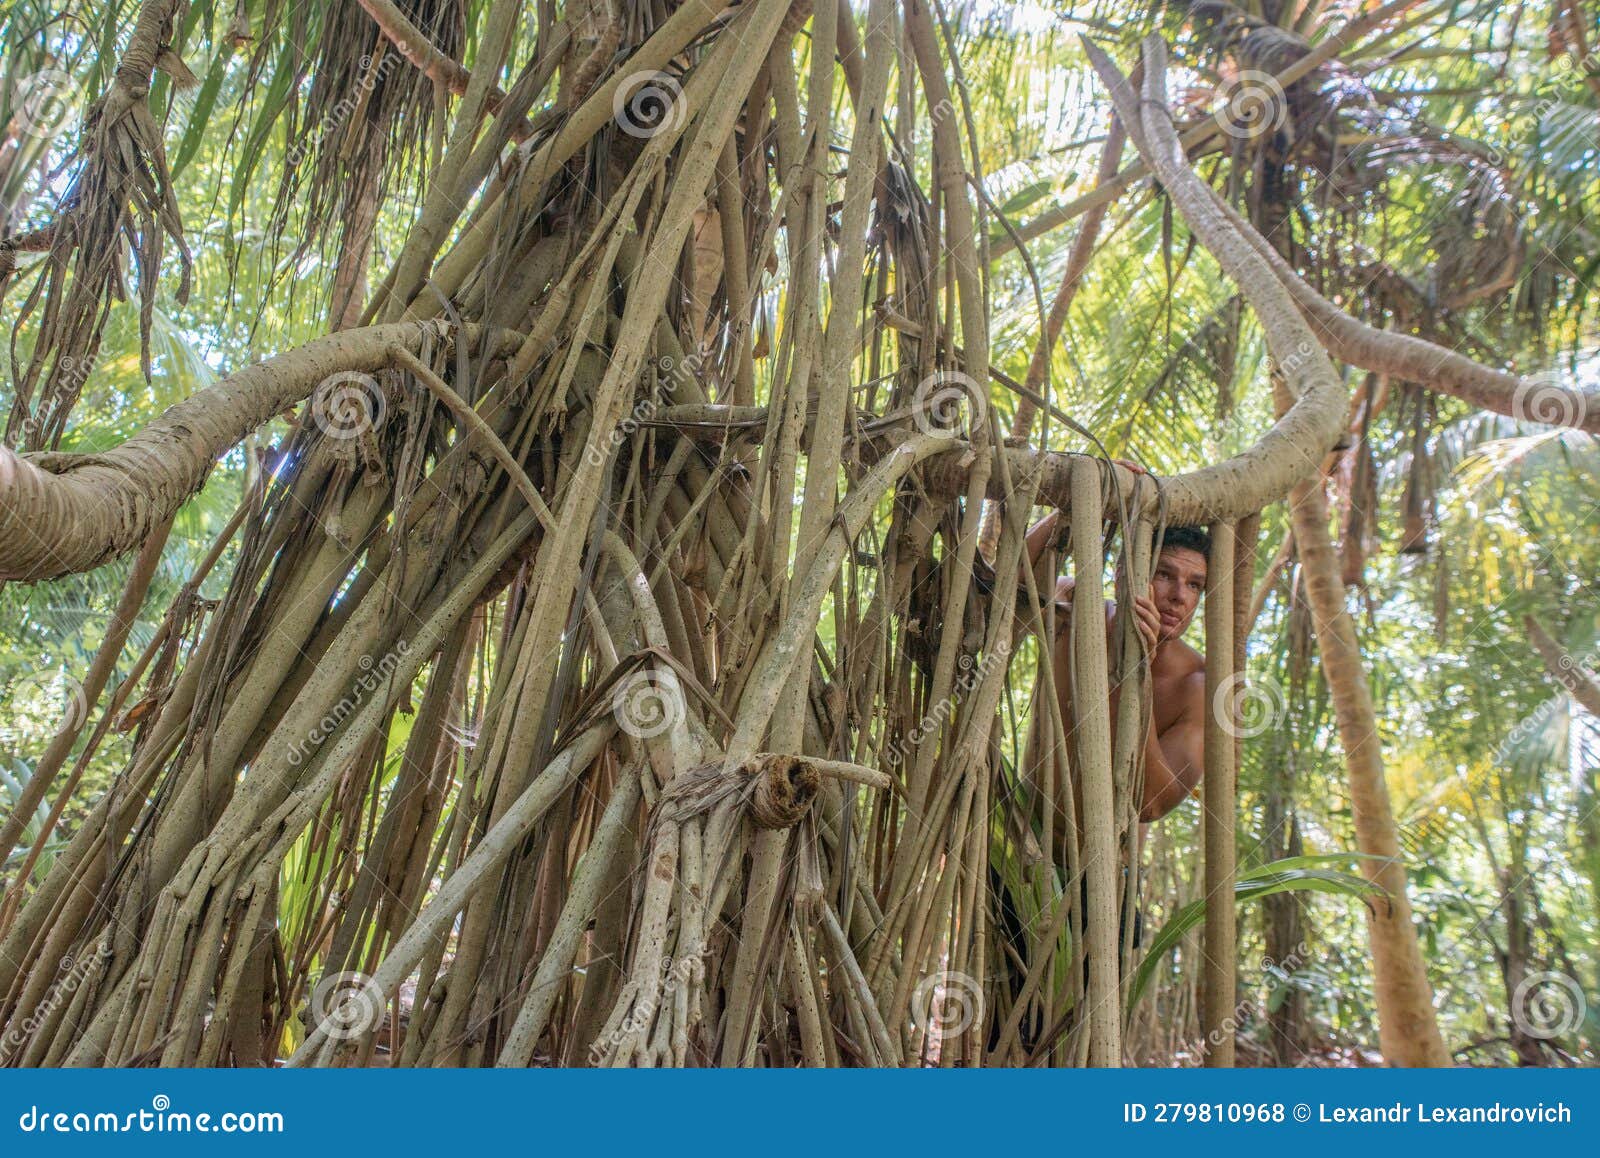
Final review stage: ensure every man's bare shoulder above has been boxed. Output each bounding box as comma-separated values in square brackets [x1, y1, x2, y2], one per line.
[1157, 638, 1206, 681]
[1154, 643, 1207, 729]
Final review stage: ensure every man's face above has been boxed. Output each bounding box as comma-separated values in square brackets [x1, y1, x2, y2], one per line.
[1150, 547, 1206, 642]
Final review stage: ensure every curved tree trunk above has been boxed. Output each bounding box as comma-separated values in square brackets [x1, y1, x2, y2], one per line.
[1093, 34, 1449, 1067]
[1284, 455, 1450, 1065]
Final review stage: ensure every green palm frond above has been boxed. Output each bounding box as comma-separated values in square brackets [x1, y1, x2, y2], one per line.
[1126, 854, 1387, 1012]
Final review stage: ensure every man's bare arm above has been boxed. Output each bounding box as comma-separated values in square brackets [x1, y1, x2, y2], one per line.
[1023, 467, 1144, 578]
[1138, 670, 1206, 822]
[1024, 510, 1062, 569]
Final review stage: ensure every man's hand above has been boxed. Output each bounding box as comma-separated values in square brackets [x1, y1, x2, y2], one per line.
[1130, 594, 1160, 654]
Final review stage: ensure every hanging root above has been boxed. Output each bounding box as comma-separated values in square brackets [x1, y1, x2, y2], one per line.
[4, 0, 195, 450]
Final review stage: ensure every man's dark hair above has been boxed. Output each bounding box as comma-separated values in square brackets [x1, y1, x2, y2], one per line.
[1154, 525, 1211, 560]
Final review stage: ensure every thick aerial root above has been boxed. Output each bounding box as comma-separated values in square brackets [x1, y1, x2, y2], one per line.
[0, 324, 520, 580]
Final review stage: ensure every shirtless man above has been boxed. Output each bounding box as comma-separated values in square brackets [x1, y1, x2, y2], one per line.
[1023, 514, 1209, 823]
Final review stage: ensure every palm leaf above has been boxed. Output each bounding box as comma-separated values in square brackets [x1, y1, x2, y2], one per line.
[1125, 854, 1387, 1011]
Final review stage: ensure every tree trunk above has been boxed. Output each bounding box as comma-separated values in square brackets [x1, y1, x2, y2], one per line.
[1283, 462, 1450, 1065]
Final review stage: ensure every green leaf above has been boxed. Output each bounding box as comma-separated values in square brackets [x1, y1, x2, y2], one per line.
[1124, 857, 1386, 1013]
[997, 179, 1055, 219]
[170, 49, 230, 182]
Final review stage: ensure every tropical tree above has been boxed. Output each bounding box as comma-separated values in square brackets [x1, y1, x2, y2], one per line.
[0, 0, 1594, 1068]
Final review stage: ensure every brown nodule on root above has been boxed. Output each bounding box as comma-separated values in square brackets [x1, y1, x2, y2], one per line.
[746, 754, 821, 831]
[661, 754, 821, 831]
